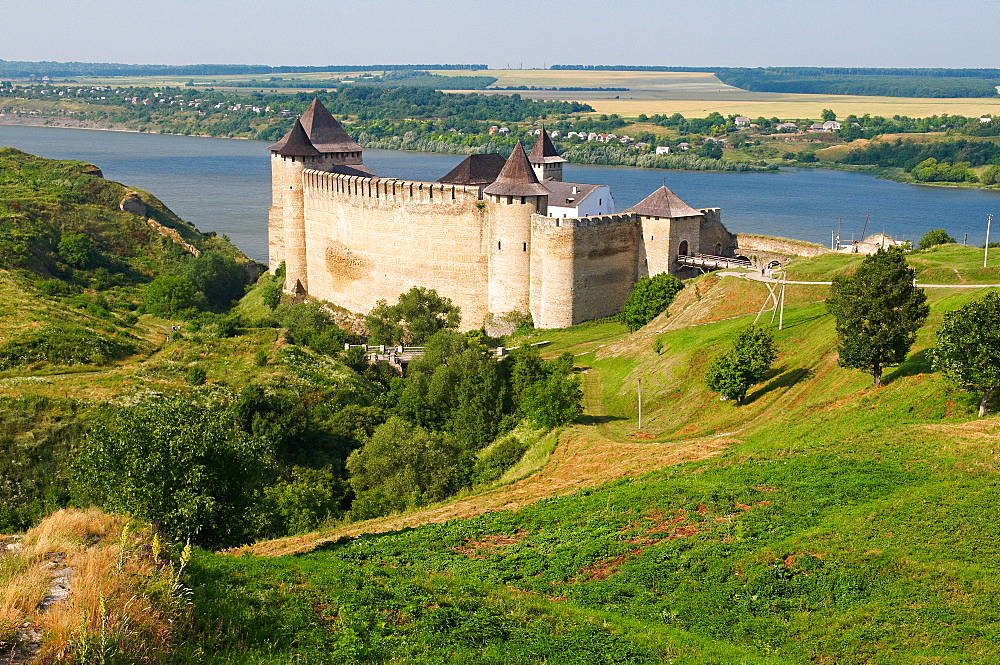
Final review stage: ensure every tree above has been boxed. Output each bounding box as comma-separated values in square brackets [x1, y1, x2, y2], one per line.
[140, 274, 200, 316]
[705, 325, 778, 404]
[57, 232, 96, 269]
[826, 247, 929, 386]
[346, 416, 463, 518]
[821, 109, 837, 122]
[917, 228, 957, 251]
[932, 291, 1000, 416]
[619, 273, 685, 331]
[72, 395, 274, 547]
[366, 286, 460, 345]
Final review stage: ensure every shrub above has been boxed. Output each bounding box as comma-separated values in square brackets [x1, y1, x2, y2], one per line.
[0, 326, 136, 369]
[473, 435, 529, 484]
[187, 366, 207, 385]
[57, 232, 96, 269]
[706, 325, 778, 404]
[140, 274, 201, 317]
[917, 228, 957, 251]
[619, 273, 685, 331]
[72, 395, 274, 547]
[366, 286, 461, 345]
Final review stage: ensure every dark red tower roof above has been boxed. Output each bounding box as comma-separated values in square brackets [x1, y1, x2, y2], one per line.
[267, 119, 320, 157]
[483, 143, 550, 197]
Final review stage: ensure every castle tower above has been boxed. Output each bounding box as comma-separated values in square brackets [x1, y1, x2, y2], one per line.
[268, 119, 321, 293]
[269, 99, 368, 293]
[483, 142, 549, 315]
[298, 99, 365, 167]
[528, 128, 566, 182]
[625, 185, 705, 277]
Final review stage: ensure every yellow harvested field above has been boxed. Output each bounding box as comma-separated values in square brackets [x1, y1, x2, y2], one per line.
[583, 95, 1000, 119]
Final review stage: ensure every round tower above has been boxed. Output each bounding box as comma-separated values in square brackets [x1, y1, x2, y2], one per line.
[268, 119, 322, 294]
[483, 142, 550, 315]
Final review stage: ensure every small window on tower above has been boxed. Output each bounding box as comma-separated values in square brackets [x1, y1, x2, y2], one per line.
[498, 241, 502, 250]
[523, 242, 527, 251]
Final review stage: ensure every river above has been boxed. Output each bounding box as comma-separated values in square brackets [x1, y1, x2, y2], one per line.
[3, 124, 1000, 263]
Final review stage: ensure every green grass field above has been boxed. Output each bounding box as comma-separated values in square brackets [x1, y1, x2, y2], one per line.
[167, 246, 1000, 663]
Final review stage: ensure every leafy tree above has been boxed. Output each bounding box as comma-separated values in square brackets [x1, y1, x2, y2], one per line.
[619, 273, 685, 331]
[346, 416, 464, 518]
[917, 228, 957, 250]
[72, 395, 274, 547]
[366, 286, 461, 345]
[821, 109, 837, 122]
[705, 325, 778, 404]
[826, 247, 929, 386]
[57, 232, 96, 269]
[183, 251, 247, 312]
[140, 274, 200, 316]
[932, 291, 1000, 416]
[518, 351, 583, 427]
[275, 301, 349, 355]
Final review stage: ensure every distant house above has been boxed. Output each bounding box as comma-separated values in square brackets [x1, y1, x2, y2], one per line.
[655, 146, 671, 155]
[775, 122, 798, 131]
[981, 117, 993, 124]
[544, 181, 615, 219]
[734, 116, 751, 126]
[822, 120, 841, 131]
[677, 142, 691, 151]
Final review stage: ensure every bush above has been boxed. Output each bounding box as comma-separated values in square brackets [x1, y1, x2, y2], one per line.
[275, 301, 349, 355]
[187, 366, 207, 385]
[0, 326, 136, 369]
[72, 395, 275, 547]
[705, 325, 778, 404]
[140, 274, 201, 317]
[366, 287, 461, 345]
[917, 229, 957, 251]
[619, 273, 685, 331]
[473, 435, 529, 484]
[57, 232, 97, 269]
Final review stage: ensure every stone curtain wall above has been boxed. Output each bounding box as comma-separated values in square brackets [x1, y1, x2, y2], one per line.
[735, 233, 831, 264]
[699, 208, 736, 257]
[530, 214, 638, 328]
[302, 171, 493, 328]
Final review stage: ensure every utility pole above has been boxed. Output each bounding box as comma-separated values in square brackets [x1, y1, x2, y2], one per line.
[637, 378, 642, 430]
[986, 214, 993, 268]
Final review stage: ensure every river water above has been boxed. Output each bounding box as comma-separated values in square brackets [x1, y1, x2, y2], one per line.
[3, 124, 1000, 263]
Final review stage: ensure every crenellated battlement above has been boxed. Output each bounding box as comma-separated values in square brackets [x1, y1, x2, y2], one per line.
[303, 169, 482, 205]
[531, 212, 638, 230]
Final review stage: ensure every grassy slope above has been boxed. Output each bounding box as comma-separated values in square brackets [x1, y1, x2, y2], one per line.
[189, 247, 1000, 664]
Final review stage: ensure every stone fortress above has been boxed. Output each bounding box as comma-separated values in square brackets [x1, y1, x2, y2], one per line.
[268, 99, 736, 330]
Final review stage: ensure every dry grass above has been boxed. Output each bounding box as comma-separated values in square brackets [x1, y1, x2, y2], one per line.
[235, 416, 732, 558]
[0, 508, 186, 663]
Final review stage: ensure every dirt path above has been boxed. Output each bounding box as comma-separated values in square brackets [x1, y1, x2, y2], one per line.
[237, 417, 734, 557]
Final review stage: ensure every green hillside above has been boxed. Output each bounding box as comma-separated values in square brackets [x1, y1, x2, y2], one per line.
[3, 152, 1000, 663]
[182, 252, 1000, 664]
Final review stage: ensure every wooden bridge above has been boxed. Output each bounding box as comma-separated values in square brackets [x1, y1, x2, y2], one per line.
[676, 253, 755, 271]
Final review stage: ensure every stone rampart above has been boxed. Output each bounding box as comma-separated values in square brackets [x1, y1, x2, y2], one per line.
[530, 213, 638, 328]
[735, 233, 831, 265]
[301, 170, 493, 329]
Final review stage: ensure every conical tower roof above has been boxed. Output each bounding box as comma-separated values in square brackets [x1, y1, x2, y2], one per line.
[625, 185, 702, 218]
[299, 98, 362, 153]
[529, 127, 566, 164]
[483, 143, 551, 196]
[437, 153, 507, 185]
[267, 119, 320, 157]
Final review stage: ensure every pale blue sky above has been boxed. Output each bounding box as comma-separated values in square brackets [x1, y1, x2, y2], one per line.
[3, 0, 998, 69]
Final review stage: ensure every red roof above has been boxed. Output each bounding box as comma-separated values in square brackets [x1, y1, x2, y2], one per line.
[624, 186, 702, 218]
[267, 119, 320, 157]
[483, 143, 551, 197]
